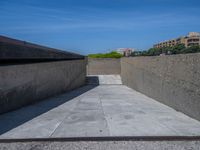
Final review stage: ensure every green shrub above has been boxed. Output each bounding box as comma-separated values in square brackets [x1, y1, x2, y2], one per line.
[88, 51, 122, 58]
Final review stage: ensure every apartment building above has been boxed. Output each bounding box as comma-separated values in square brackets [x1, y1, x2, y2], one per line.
[154, 32, 200, 48]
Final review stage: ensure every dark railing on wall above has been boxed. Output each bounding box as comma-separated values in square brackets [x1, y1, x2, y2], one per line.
[0, 35, 85, 64]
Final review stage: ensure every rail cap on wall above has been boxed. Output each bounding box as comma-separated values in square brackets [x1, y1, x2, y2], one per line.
[0, 35, 85, 63]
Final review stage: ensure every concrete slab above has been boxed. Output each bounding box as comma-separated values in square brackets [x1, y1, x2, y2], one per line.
[0, 76, 200, 139]
[87, 75, 122, 85]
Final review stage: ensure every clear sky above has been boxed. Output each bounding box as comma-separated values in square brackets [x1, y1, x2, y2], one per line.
[0, 0, 200, 54]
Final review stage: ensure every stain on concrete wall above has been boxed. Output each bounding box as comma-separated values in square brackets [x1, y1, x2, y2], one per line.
[0, 59, 86, 114]
[87, 58, 121, 75]
[121, 53, 200, 121]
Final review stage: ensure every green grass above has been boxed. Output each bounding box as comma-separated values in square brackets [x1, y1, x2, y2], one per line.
[88, 51, 122, 58]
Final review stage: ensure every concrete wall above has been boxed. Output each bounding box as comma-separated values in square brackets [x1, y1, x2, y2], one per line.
[0, 59, 86, 114]
[87, 58, 121, 75]
[121, 53, 200, 121]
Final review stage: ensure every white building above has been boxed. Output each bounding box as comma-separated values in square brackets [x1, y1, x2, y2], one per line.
[116, 48, 134, 57]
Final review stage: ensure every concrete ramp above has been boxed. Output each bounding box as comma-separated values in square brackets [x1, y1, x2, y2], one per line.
[0, 75, 200, 149]
[1, 83, 200, 139]
[86, 75, 122, 85]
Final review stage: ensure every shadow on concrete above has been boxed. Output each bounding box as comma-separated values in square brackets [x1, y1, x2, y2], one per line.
[0, 84, 98, 135]
[86, 76, 99, 85]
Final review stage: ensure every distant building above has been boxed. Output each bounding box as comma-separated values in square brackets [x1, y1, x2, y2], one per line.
[116, 48, 134, 57]
[154, 32, 200, 48]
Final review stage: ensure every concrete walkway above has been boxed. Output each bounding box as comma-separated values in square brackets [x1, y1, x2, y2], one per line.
[0, 75, 200, 139]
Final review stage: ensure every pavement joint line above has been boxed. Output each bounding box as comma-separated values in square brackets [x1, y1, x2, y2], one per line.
[49, 97, 81, 137]
[98, 94, 111, 136]
[0, 136, 200, 143]
[144, 111, 182, 135]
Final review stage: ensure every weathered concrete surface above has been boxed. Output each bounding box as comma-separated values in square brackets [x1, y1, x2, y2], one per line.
[0, 140, 200, 150]
[0, 75, 200, 139]
[121, 53, 200, 121]
[0, 59, 86, 114]
[87, 58, 121, 75]
[0, 35, 84, 61]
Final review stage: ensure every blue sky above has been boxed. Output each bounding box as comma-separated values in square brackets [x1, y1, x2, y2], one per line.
[0, 0, 200, 54]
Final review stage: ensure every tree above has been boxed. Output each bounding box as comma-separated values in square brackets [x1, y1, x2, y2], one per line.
[131, 44, 200, 57]
[169, 44, 185, 54]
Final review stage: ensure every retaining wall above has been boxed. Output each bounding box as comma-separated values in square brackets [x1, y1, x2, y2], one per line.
[121, 53, 200, 121]
[87, 58, 121, 75]
[0, 59, 86, 114]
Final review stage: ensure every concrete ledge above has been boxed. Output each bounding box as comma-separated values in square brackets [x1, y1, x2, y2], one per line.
[0, 136, 200, 150]
[0, 136, 200, 142]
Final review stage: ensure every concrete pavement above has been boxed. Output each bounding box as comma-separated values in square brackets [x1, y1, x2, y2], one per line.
[0, 75, 200, 139]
